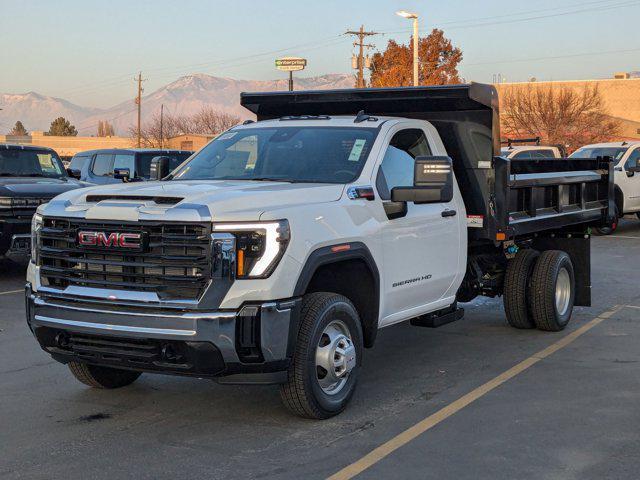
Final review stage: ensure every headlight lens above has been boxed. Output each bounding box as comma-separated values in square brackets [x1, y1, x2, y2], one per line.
[212, 220, 290, 278]
[31, 213, 43, 264]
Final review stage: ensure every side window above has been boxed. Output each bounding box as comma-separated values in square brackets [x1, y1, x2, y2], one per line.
[512, 150, 532, 159]
[69, 155, 87, 170]
[92, 153, 114, 176]
[532, 149, 555, 158]
[113, 154, 135, 179]
[625, 149, 640, 171]
[376, 129, 432, 200]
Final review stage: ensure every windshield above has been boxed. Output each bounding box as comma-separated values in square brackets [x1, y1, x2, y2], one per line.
[0, 149, 66, 178]
[170, 126, 378, 183]
[569, 147, 628, 161]
[137, 152, 192, 179]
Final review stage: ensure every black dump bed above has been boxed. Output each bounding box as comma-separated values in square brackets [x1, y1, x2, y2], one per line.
[241, 84, 613, 241]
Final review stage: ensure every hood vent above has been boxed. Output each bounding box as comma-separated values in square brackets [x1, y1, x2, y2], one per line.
[85, 195, 183, 205]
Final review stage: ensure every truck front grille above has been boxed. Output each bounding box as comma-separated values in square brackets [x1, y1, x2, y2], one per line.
[39, 218, 212, 300]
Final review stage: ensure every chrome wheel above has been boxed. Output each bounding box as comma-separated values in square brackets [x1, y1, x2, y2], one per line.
[315, 320, 356, 395]
[555, 267, 572, 316]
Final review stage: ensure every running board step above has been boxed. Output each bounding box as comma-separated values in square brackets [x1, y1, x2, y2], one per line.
[410, 307, 464, 328]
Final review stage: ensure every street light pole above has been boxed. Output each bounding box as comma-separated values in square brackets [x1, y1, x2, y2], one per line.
[396, 10, 419, 86]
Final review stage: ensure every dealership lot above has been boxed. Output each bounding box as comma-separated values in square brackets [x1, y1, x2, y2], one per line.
[2, 222, 640, 479]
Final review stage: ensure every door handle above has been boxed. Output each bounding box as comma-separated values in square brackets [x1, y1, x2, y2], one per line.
[441, 209, 457, 217]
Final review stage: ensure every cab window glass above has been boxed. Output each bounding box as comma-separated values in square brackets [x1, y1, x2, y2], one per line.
[377, 129, 432, 200]
[113, 154, 135, 179]
[625, 149, 640, 171]
[92, 153, 114, 176]
[70, 155, 87, 170]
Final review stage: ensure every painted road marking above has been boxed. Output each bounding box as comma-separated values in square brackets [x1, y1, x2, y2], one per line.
[599, 235, 640, 239]
[0, 289, 23, 296]
[327, 305, 622, 480]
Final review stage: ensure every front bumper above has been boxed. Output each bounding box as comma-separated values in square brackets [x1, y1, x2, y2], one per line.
[0, 219, 31, 259]
[25, 284, 301, 384]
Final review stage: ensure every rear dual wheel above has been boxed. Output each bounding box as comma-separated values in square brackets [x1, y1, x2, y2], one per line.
[504, 250, 575, 331]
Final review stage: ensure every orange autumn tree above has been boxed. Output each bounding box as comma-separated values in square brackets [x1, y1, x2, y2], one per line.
[369, 29, 463, 87]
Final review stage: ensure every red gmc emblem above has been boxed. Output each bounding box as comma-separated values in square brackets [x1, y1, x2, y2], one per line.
[77, 231, 142, 249]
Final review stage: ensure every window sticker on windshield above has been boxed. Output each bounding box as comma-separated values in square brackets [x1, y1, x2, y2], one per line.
[348, 139, 367, 161]
[218, 132, 237, 141]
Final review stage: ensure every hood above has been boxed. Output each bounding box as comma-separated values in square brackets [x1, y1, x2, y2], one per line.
[0, 177, 87, 198]
[47, 180, 345, 221]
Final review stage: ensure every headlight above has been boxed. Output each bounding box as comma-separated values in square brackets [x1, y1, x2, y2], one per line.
[31, 213, 43, 264]
[212, 220, 290, 278]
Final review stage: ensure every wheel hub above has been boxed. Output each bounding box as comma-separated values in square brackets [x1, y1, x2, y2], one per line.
[555, 267, 571, 316]
[315, 320, 356, 395]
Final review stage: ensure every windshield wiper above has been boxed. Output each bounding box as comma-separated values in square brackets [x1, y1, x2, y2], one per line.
[247, 177, 294, 183]
[0, 173, 19, 177]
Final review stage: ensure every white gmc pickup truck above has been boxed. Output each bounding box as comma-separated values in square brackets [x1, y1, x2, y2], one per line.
[26, 84, 614, 418]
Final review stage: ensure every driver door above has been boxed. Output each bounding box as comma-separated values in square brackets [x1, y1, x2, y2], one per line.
[375, 127, 461, 326]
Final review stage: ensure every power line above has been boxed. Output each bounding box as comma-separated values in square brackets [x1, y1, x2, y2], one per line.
[377, 0, 640, 34]
[465, 46, 640, 67]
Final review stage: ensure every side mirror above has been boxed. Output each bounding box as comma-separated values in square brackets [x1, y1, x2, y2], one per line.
[113, 168, 131, 182]
[67, 168, 81, 179]
[391, 156, 454, 204]
[150, 156, 171, 180]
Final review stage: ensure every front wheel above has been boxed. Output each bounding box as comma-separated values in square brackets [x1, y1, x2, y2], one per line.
[68, 361, 142, 389]
[279, 292, 363, 419]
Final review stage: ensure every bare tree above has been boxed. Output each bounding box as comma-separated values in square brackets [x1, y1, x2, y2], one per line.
[129, 107, 240, 148]
[500, 84, 621, 150]
[97, 120, 115, 137]
[191, 107, 240, 134]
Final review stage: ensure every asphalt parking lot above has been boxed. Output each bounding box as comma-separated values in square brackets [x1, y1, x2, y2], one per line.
[2, 221, 640, 480]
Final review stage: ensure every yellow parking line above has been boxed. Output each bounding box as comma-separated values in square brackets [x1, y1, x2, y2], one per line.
[0, 289, 23, 296]
[327, 305, 622, 480]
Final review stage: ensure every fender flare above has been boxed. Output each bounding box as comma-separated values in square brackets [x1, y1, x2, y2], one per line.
[293, 242, 380, 347]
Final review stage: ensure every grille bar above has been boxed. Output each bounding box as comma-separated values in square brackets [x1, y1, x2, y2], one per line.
[39, 218, 212, 301]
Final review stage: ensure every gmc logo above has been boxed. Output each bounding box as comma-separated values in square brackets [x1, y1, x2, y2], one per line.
[77, 231, 142, 249]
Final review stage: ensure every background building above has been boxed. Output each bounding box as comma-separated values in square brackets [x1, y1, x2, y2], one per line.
[495, 76, 640, 140]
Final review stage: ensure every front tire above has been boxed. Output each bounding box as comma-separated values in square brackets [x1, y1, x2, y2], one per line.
[279, 292, 363, 419]
[68, 361, 141, 389]
[530, 251, 575, 332]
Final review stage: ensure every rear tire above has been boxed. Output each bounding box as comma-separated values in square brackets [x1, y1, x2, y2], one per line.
[503, 249, 539, 329]
[68, 361, 141, 389]
[530, 250, 575, 332]
[279, 292, 363, 419]
[596, 206, 619, 235]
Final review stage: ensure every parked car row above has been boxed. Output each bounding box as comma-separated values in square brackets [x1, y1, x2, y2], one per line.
[67, 148, 193, 184]
[568, 141, 640, 234]
[0, 145, 194, 261]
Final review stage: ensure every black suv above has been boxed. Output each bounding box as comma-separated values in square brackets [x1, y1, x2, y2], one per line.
[0, 144, 87, 260]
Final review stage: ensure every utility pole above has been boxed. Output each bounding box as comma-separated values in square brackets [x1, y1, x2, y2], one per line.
[345, 26, 378, 88]
[159, 104, 164, 149]
[134, 72, 145, 148]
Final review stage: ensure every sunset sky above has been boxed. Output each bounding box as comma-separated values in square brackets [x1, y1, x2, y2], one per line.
[1, 0, 638, 108]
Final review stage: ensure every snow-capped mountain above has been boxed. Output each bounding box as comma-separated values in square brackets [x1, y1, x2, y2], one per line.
[0, 92, 100, 134]
[0, 73, 355, 135]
